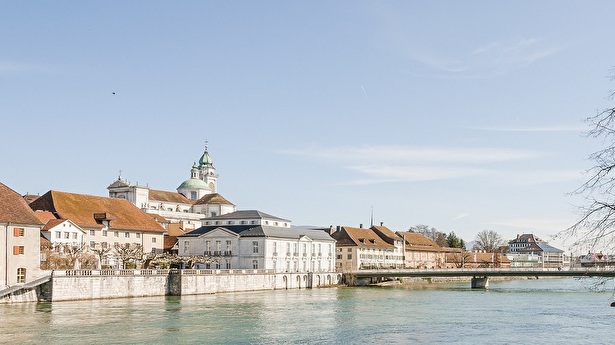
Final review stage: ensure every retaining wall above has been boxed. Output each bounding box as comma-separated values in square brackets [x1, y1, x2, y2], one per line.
[36, 269, 341, 302]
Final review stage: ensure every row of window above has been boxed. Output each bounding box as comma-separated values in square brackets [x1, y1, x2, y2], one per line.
[56, 232, 79, 240]
[89, 230, 142, 239]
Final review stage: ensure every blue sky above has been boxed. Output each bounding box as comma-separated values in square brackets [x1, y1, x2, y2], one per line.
[2, 1, 615, 252]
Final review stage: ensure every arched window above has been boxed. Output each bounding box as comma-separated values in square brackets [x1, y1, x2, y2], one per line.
[17, 268, 26, 283]
[252, 260, 258, 269]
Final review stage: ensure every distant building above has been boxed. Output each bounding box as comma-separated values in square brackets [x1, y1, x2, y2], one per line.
[332, 226, 399, 270]
[107, 144, 236, 232]
[178, 210, 336, 273]
[396, 231, 445, 269]
[0, 182, 44, 287]
[508, 233, 544, 253]
[507, 234, 564, 268]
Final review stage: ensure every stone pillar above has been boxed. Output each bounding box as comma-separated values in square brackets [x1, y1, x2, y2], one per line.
[471, 276, 489, 289]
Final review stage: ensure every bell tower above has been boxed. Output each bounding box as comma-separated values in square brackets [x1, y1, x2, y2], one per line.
[198, 141, 218, 193]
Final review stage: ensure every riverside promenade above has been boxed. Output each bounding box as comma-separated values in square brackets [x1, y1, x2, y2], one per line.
[344, 267, 615, 288]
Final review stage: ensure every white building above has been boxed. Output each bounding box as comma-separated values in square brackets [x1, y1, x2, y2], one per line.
[107, 143, 236, 231]
[35, 212, 86, 248]
[178, 210, 336, 272]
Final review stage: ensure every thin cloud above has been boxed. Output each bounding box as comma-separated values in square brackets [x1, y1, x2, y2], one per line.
[404, 37, 563, 79]
[0, 60, 47, 74]
[453, 213, 470, 221]
[280, 145, 545, 164]
[342, 165, 489, 185]
[468, 124, 587, 132]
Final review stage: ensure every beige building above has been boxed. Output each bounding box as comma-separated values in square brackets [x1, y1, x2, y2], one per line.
[0, 182, 44, 287]
[332, 226, 397, 270]
[396, 231, 446, 269]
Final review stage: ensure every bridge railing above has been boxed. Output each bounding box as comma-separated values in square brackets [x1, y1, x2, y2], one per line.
[345, 266, 615, 275]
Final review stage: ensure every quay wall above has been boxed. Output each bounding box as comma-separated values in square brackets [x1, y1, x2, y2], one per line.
[7, 269, 341, 302]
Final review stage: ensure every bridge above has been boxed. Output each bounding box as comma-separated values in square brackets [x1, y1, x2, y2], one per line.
[343, 267, 615, 288]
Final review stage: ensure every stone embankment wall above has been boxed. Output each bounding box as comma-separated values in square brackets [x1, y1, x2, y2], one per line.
[1, 269, 342, 303]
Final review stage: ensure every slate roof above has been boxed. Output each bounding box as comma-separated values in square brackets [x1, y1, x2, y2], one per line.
[332, 226, 395, 249]
[239, 226, 336, 241]
[203, 210, 290, 222]
[193, 193, 234, 206]
[181, 224, 255, 237]
[519, 243, 564, 253]
[0, 182, 43, 225]
[149, 189, 193, 204]
[29, 190, 165, 233]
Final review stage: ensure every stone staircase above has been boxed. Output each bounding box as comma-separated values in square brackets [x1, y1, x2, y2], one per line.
[0, 273, 52, 303]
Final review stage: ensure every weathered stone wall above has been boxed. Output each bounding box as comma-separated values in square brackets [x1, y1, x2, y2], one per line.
[51, 270, 171, 301]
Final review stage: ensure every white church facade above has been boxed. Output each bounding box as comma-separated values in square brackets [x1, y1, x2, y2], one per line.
[107, 144, 236, 231]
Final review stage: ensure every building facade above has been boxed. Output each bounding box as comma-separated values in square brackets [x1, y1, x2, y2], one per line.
[0, 183, 44, 287]
[29, 190, 166, 268]
[178, 210, 336, 272]
[332, 226, 398, 271]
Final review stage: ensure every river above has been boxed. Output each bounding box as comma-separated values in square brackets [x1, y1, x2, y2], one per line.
[1, 278, 613, 344]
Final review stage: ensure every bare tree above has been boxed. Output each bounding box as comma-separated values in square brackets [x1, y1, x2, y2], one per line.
[559, 76, 615, 251]
[91, 244, 112, 269]
[410, 224, 448, 246]
[474, 230, 504, 252]
[113, 243, 144, 269]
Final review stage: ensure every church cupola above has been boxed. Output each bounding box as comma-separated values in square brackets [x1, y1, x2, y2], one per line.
[197, 141, 218, 193]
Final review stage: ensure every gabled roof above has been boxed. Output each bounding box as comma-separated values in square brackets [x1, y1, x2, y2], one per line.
[371, 225, 403, 243]
[0, 182, 43, 225]
[29, 190, 165, 233]
[33, 210, 57, 224]
[332, 226, 395, 249]
[149, 189, 192, 204]
[203, 210, 290, 222]
[396, 232, 441, 252]
[193, 193, 235, 206]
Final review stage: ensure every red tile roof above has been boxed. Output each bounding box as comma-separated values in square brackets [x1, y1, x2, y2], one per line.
[33, 210, 57, 224]
[29, 190, 165, 233]
[149, 189, 192, 204]
[332, 226, 395, 249]
[0, 182, 43, 225]
[396, 232, 441, 252]
[194, 193, 234, 206]
[371, 225, 403, 243]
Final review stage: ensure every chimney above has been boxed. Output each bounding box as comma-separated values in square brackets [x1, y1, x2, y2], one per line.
[380, 222, 384, 226]
[359, 223, 363, 228]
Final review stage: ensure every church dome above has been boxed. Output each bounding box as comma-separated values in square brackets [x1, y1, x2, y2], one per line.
[199, 148, 214, 168]
[177, 178, 211, 191]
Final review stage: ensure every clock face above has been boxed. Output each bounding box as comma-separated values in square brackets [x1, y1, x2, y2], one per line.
[209, 182, 215, 191]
